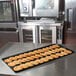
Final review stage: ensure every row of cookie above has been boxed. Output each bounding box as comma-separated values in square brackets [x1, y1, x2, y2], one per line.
[13, 56, 54, 71]
[8, 51, 70, 67]
[4, 48, 62, 64]
[13, 51, 68, 72]
[4, 47, 60, 63]
[4, 45, 59, 61]
[48, 45, 60, 49]
[4, 48, 71, 63]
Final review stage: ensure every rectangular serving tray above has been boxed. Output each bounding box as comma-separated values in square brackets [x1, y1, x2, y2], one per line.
[2, 44, 74, 73]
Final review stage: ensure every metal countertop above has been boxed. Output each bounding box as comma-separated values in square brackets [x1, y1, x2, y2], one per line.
[0, 43, 76, 76]
[18, 21, 62, 27]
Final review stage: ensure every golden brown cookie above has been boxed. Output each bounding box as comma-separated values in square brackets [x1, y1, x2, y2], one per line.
[23, 53, 29, 57]
[8, 62, 16, 67]
[42, 48, 48, 52]
[32, 60, 39, 65]
[31, 52, 36, 55]
[25, 62, 34, 67]
[33, 50, 39, 54]
[52, 45, 60, 48]
[61, 52, 68, 55]
[13, 65, 23, 71]
[39, 58, 46, 63]
[26, 57, 32, 61]
[4, 59, 12, 63]
[28, 52, 34, 56]
[19, 64, 25, 68]
[17, 59, 22, 63]
[54, 49, 60, 53]
[51, 54, 59, 58]
[48, 51, 52, 54]
[56, 53, 64, 57]
[18, 54, 25, 58]
[50, 51, 56, 54]
[21, 58, 28, 63]
[45, 56, 53, 60]
[33, 56, 39, 59]
[64, 50, 72, 54]
[13, 61, 21, 65]
[44, 52, 51, 55]
[41, 57, 49, 62]
[40, 53, 46, 56]
[35, 54, 42, 58]
[37, 49, 42, 53]
[14, 56, 20, 60]
[48, 46, 53, 50]
[31, 56, 36, 59]
[59, 48, 66, 51]
[9, 57, 17, 61]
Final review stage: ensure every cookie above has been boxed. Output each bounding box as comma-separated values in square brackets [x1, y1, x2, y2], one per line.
[21, 58, 28, 63]
[13, 66, 23, 71]
[4, 59, 12, 63]
[45, 56, 53, 60]
[9, 57, 17, 61]
[61, 52, 68, 55]
[56, 53, 64, 57]
[51, 54, 59, 58]
[20, 64, 28, 69]
[64, 50, 72, 54]
[8, 62, 16, 67]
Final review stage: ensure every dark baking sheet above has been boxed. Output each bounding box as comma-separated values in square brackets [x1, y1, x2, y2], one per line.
[2, 44, 74, 73]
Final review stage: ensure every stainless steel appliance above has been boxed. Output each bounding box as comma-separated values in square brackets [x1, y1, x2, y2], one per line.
[19, 0, 59, 17]
[18, 0, 63, 44]
[65, 0, 76, 31]
[39, 26, 56, 43]
[38, 21, 62, 44]
[19, 0, 32, 17]
[18, 22, 39, 43]
[0, 0, 18, 28]
[23, 29, 33, 42]
[0, 0, 19, 48]
[18, 21, 62, 44]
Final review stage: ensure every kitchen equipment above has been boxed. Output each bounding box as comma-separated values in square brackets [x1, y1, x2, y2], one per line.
[0, 0, 18, 28]
[65, 0, 76, 31]
[18, 21, 62, 44]
[19, 0, 59, 17]
[39, 25, 56, 44]
[18, 22, 39, 43]
[66, 8, 73, 30]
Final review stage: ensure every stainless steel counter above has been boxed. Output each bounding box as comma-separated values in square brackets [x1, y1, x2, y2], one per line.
[18, 21, 62, 27]
[0, 43, 76, 76]
[18, 21, 63, 44]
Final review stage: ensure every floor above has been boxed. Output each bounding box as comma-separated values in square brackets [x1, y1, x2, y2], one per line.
[64, 30, 76, 44]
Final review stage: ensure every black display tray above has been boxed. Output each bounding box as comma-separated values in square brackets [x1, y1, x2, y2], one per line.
[2, 44, 74, 73]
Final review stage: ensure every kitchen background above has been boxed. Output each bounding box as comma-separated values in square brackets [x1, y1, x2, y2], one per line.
[0, 0, 76, 48]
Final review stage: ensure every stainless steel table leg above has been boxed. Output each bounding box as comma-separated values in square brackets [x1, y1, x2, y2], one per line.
[33, 26, 39, 44]
[57, 26, 63, 44]
[18, 25, 23, 42]
[52, 27, 57, 44]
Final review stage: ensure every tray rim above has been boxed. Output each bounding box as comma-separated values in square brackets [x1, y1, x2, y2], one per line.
[2, 44, 75, 73]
